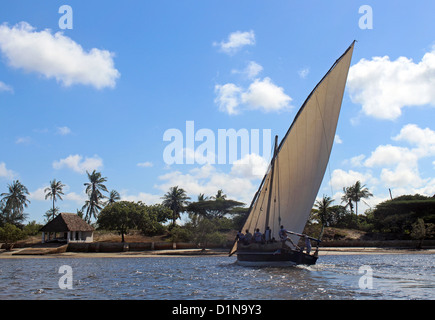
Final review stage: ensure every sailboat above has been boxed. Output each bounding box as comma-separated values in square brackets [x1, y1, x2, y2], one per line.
[229, 41, 355, 267]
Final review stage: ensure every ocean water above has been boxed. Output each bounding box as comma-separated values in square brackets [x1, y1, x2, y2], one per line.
[0, 254, 433, 300]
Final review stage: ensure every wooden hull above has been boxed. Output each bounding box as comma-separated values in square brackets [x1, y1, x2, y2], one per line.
[236, 243, 318, 267]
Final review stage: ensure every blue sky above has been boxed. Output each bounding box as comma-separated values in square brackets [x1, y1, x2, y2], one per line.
[1, 1, 435, 223]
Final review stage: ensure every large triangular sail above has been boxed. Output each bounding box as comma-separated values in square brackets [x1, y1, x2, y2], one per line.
[230, 41, 355, 256]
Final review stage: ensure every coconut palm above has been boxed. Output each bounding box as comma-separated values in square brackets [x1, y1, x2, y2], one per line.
[106, 190, 121, 206]
[44, 179, 65, 220]
[161, 186, 190, 227]
[341, 180, 373, 216]
[313, 195, 334, 239]
[82, 170, 108, 223]
[0, 180, 30, 226]
[211, 189, 227, 200]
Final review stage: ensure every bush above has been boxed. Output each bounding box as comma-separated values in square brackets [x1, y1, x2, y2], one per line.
[0, 223, 26, 250]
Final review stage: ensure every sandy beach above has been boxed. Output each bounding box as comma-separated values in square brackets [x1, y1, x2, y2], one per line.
[1, 247, 434, 259]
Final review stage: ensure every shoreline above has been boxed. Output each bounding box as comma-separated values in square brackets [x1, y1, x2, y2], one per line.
[0, 247, 434, 259]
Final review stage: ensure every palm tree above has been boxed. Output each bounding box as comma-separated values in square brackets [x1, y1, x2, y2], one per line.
[313, 195, 334, 239]
[211, 189, 227, 200]
[341, 181, 373, 216]
[106, 190, 121, 206]
[0, 180, 30, 226]
[82, 170, 108, 223]
[161, 186, 190, 227]
[44, 207, 59, 222]
[44, 179, 65, 220]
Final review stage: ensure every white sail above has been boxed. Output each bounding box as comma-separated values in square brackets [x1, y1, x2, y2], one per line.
[231, 42, 355, 255]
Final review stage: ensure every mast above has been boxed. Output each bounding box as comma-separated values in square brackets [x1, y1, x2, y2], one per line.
[264, 135, 278, 233]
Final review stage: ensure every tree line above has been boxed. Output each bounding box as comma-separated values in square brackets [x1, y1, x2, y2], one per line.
[1, 176, 435, 247]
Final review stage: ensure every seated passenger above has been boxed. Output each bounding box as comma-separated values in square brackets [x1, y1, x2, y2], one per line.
[236, 231, 244, 242]
[254, 228, 263, 243]
[243, 230, 253, 245]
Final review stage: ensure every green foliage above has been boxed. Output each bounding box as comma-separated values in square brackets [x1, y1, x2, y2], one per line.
[97, 201, 171, 241]
[82, 170, 108, 223]
[0, 180, 30, 227]
[161, 186, 190, 227]
[370, 194, 435, 237]
[0, 223, 26, 250]
[23, 221, 43, 236]
[187, 198, 245, 219]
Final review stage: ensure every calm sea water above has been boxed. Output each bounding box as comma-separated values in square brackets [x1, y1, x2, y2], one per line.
[0, 254, 433, 300]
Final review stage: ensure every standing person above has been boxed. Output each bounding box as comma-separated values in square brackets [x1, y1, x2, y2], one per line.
[264, 226, 271, 243]
[304, 235, 312, 254]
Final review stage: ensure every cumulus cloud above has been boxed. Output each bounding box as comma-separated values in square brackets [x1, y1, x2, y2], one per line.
[230, 153, 269, 179]
[232, 61, 263, 79]
[329, 169, 375, 191]
[0, 162, 16, 180]
[0, 81, 13, 93]
[0, 22, 120, 89]
[53, 154, 103, 174]
[119, 191, 161, 205]
[214, 30, 255, 55]
[214, 83, 243, 115]
[336, 123, 435, 195]
[215, 77, 292, 115]
[347, 47, 435, 120]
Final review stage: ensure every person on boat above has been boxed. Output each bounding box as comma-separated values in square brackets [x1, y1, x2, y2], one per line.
[254, 228, 263, 243]
[304, 235, 311, 254]
[236, 231, 245, 242]
[243, 229, 253, 245]
[264, 226, 271, 243]
[279, 225, 299, 250]
[279, 225, 288, 241]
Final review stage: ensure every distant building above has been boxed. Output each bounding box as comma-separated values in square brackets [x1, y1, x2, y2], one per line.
[40, 213, 94, 243]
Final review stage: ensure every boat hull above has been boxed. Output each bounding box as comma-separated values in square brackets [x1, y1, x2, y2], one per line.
[236, 244, 318, 267]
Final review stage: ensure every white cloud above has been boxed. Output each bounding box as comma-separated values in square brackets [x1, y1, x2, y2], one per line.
[53, 154, 103, 174]
[241, 77, 292, 113]
[329, 169, 375, 191]
[347, 47, 435, 120]
[137, 161, 153, 168]
[215, 77, 292, 115]
[0, 22, 120, 89]
[298, 68, 310, 79]
[156, 162, 262, 204]
[0, 162, 16, 180]
[380, 165, 425, 189]
[64, 191, 88, 204]
[28, 186, 47, 201]
[334, 134, 343, 144]
[57, 126, 72, 135]
[350, 154, 365, 167]
[214, 83, 243, 115]
[232, 61, 263, 79]
[214, 30, 255, 55]
[364, 145, 418, 168]
[393, 123, 435, 157]
[119, 191, 161, 205]
[230, 153, 268, 179]
[0, 81, 13, 93]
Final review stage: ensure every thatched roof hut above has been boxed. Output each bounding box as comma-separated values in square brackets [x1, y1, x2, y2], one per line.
[40, 213, 94, 243]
